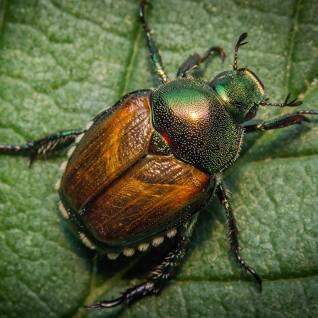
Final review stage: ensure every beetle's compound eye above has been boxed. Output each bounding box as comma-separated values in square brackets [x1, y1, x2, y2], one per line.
[245, 103, 258, 120]
[234, 102, 244, 110]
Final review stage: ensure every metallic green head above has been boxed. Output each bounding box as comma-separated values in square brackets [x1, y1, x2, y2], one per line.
[210, 68, 265, 122]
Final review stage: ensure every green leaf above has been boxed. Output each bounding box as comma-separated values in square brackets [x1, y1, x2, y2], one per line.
[0, 0, 317, 317]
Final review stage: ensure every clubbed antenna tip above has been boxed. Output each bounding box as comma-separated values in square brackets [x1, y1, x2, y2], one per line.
[233, 32, 248, 70]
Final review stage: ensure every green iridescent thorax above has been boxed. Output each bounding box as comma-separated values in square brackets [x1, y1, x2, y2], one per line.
[210, 68, 265, 122]
[150, 78, 243, 175]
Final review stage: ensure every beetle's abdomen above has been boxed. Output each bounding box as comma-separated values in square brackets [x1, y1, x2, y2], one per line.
[59, 90, 210, 249]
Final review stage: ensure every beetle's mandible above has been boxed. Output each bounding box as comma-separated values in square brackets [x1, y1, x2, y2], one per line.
[0, 0, 317, 310]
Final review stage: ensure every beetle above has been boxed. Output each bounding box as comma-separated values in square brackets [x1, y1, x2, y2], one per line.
[0, 0, 317, 310]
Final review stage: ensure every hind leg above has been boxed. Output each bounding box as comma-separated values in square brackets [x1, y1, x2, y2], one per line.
[87, 216, 198, 309]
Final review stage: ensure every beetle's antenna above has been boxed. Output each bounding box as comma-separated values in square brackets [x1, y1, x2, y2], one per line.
[233, 33, 248, 71]
[260, 94, 302, 107]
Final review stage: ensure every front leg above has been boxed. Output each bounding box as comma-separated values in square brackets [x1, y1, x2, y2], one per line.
[216, 182, 262, 289]
[177, 47, 225, 78]
[0, 128, 85, 165]
[87, 216, 198, 309]
[243, 110, 318, 133]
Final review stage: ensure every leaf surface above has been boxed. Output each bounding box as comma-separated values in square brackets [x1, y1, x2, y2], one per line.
[0, 1, 317, 317]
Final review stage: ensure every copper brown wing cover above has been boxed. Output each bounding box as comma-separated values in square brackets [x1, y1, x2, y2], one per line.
[60, 91, 210, 248]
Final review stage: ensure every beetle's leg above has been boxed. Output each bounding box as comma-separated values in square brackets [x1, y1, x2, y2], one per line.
[0, 128, 85, 165]
[216, 182, 262, 289]
[243, 110, 318, 133]
[259, 93, 302, 107]
[140, 0, 169, 84]
[87, 216, 198, 309]
[87, 238, 188, 309]
[177, 47, 226, 78]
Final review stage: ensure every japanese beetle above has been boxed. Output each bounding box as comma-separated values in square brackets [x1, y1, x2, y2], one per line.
[0, 0, 317, 310]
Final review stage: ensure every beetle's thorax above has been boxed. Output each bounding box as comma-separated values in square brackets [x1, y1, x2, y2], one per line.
[150, 78, 243, 175]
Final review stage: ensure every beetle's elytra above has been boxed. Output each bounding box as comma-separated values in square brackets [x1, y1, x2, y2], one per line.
[60, 90, 213, 251]
[0, 0, 317, 310]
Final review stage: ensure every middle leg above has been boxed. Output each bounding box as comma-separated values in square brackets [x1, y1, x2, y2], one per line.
[140, 0, 169, 84]
[0, 128, 85, 165]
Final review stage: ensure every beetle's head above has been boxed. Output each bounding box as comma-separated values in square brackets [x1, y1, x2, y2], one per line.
[210, 67, 265, 123]
[210, 33, 265, 123]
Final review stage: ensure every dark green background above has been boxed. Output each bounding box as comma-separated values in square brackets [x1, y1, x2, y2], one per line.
[0, 0, 317, 317]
